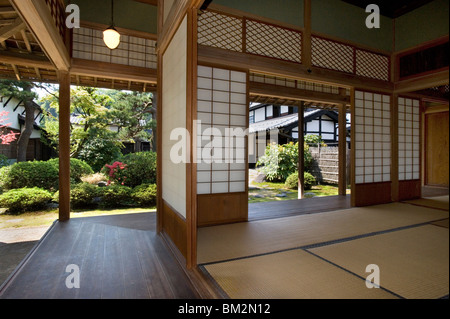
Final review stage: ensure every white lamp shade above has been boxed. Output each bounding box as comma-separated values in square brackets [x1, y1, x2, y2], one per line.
[103, 28, 121, 49]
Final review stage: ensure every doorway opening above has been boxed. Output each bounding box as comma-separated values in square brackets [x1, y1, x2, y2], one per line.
[247, 73, 352, 220]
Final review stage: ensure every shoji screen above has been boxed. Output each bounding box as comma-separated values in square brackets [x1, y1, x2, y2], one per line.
[196, 65, 249, 226]
[398, 97, 420, 181]
[197, 65, 248, 195]
[354, 91, 391, 184]
[397, 97, 421, 200]
[353, 90, 392, 206]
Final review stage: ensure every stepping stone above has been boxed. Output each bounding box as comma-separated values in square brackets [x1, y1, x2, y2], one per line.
[276, 193, 287, 198]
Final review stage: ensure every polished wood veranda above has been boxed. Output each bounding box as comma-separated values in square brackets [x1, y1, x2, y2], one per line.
[0, 213, 201, 299]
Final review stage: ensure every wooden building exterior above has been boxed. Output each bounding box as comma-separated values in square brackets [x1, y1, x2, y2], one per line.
[0, 0, 448, 272]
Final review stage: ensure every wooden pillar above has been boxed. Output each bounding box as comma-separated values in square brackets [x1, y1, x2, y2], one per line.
[339, 88, 347, 196]
[58, 71, 71, 222]
[298, 102, 305, 199]
[302, 0, 312, 68]
[338, 104, 347, 196]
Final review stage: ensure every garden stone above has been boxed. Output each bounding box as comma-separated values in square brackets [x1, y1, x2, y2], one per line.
[276, 193, 287, 198]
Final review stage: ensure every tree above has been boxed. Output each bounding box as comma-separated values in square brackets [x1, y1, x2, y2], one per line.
[108, 91, 156, 151]
[42, 86, 118, 159]
[0, 111, 19, 145]
[0, 80, 38, 162]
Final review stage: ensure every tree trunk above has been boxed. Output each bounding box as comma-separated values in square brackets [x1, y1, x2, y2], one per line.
[16, 99, 36, 162]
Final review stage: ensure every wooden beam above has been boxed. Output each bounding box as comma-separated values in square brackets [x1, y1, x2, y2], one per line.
[250, 81, 349, 106]
[158, 0, 204, 55]
[20, 29, 32, 52]
[338, 94, 347, 196]
[199, 45, 395, 93]
[394, 69, 449, 93]
[11, 0, 70, 71]
[11, 64, 20, 80]
[0, 50, 53, 69]
[302, 0, 311, 68]
[186, 7, 198, 270]
[0, 18, 25, 42]
[71, 58, 157, 84]
[58, 70, 71, 222]
[133, 0, 158, 6]
[0, 7, 16, 14]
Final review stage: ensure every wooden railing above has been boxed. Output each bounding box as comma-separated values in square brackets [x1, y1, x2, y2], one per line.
[198, 9, 391, 82]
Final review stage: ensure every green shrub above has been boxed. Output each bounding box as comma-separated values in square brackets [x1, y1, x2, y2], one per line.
[98, 184, 134, 208]
[0, 187, 53, 214]
[77, 138, 123, 172]
[257, 143, 313, 182]
[132, 184, 157, 207]
[285, 172, 316, 190]
[53, 183, 99, 209]
[1, 161, 59, 191]
[102, 152, 157, 188]
[48, 158, 94, 183]
[0, 158, 93, 192]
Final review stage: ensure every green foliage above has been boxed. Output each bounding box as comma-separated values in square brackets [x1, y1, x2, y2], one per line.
[0, 187, 53, 214]
[53, 183, 99, 209]
[41, 87, 115, 158]
[1, 161, 59, 191]
[77, 136, 123, 172]
[0, 154, 9, 168]
[132, 184, 157, 207]
[47, 158, 94, 183]
[102, 152, 157, 188]
[108, 91, 155, 143]
[304, 134, 327, 147]
[257, 142, 313, 182]
[0, 158, 93, 192]
[285, 172, 316, 190]
[98, 184, 134, 208]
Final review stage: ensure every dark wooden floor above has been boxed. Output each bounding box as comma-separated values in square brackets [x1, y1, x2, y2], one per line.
[0, 213, 201, 299]
[249, 195, 351, 221]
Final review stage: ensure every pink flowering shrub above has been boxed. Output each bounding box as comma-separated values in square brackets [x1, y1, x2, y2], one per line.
[0, 111, 19, 145]
[101, 161, 128, 186]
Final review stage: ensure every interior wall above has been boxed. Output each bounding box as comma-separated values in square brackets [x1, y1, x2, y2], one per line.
[394, 0, 449, 52]
[68, 0, 158, 34]
[162, 16, 187, 218]
[212, 0, 304, 28]
[311, 0, 393, 52]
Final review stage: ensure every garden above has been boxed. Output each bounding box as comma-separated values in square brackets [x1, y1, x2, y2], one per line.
[249, 137, 349, 203]
[0, 152, 157, 223]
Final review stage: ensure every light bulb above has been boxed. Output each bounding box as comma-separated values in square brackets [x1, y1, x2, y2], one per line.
[103, 27, 121, 50]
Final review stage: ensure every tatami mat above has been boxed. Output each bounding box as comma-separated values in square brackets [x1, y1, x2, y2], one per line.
[198, 202, 449, 264]
[404, 196, 449, 211]
[309, 225, 449, 299]
[203, 250, 398, 299]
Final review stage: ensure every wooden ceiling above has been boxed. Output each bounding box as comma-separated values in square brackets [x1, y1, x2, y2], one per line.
[341, 0, 436, 18]
[0, 0, 156, 92]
